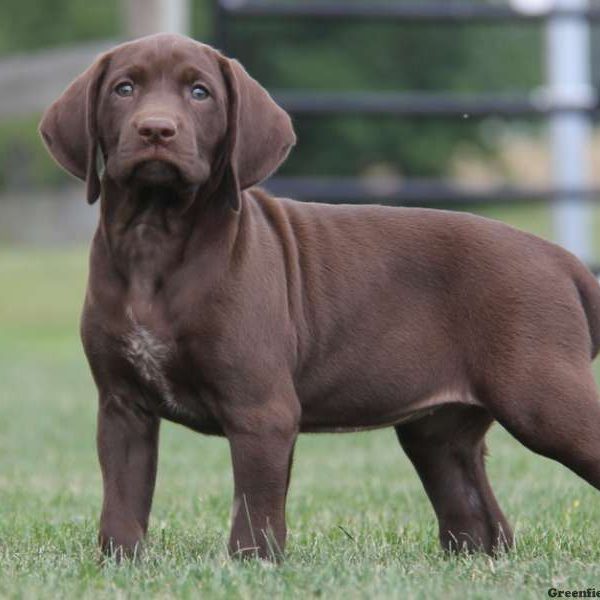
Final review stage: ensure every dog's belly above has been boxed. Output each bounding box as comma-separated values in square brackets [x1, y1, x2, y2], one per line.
[298, 384, 482, 433]
[120, 324, 483, 434]
[121, 332, 479, 434]
[117, 308, 482, 435]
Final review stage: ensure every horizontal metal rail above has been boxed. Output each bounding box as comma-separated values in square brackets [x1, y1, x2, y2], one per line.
[273, 91, 599, 118]
[264, 176, 600, 206]
[218, 1, 600, 23]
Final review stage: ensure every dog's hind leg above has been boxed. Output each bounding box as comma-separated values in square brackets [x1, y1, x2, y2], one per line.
[395, 405, 513, 554]
[483, 358, 600, 494]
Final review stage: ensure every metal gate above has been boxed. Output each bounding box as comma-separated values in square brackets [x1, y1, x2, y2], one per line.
[216, 0, 600, 263]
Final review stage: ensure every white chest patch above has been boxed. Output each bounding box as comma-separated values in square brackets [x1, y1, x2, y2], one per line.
[124, 320, 177, 410]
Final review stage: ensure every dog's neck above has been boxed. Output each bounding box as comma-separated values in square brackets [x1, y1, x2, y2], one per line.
[97, 177, 237, 314]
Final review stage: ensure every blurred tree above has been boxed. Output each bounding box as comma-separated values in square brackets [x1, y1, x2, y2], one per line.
[0, 0, 119, 53]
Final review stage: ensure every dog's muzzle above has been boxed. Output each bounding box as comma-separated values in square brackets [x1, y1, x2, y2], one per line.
[131, 160, 181, 186]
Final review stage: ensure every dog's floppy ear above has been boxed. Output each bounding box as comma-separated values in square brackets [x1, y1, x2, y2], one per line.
[39, 55, 109, 204]
[219, 56, 296, 209]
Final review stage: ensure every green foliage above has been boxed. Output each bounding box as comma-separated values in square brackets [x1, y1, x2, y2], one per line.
[0, 117, 66, 190]
[0, 0, 119, 54]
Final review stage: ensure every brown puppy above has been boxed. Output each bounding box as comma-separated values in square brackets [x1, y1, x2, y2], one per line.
[40, 33, 600, 561]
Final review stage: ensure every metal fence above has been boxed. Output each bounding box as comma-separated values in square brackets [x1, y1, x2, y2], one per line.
[216, 0, 599, 262]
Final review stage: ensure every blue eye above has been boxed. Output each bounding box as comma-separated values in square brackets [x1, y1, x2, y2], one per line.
[191, 84, 209, 100]
[115, 82, 134, 97]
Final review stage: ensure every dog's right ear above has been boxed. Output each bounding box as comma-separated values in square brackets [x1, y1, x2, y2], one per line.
[39, 55, 109, 204]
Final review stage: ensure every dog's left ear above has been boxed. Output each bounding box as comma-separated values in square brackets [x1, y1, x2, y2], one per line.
[39, 54, 109, 204]
[218, 56, 296, 210]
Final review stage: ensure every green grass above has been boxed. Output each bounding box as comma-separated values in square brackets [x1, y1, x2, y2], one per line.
[2, 228, 600, 599]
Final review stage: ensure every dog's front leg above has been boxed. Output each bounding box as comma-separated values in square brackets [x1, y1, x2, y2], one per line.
[226, 415, 298, 561]
[97, 394, 160, 559]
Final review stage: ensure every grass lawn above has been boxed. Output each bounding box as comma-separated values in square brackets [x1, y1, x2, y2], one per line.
[2, 208, 600, 599]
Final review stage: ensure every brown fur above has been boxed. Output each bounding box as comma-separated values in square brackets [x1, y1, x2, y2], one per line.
[40, 33, 600, 560]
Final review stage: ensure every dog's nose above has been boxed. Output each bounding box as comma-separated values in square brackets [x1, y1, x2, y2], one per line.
[137, 117, 177, 142]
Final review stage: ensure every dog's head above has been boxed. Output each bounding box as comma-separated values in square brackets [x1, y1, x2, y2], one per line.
[39, 33, 296, 210]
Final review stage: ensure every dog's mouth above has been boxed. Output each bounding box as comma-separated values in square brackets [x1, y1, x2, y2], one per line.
[130, 159, 182, 186]
[122, 159, 203, 232]
[110, 155, 204, 230]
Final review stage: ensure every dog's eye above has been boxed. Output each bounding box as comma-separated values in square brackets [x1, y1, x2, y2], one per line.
[115, 82, 134, 97]
[191, 84, 209, 101]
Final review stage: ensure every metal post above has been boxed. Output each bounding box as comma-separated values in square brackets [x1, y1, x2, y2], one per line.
[214, 0, 229, 52]
[124, 0, 189, 38]
[547, 0, 594, 260]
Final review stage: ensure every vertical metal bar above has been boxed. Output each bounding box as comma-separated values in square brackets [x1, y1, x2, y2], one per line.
[547, 0, 594, 261]
[161, 0, 190, 35]
[124, 0, 189, 38]
[214, 0, 229, 52]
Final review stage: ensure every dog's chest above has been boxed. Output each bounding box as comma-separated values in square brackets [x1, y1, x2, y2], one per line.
[124, 321, 175, 403]
[118, 303, 189, 414]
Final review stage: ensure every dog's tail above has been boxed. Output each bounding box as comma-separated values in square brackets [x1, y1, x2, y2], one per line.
[572, 262, 600, 359]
